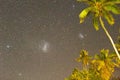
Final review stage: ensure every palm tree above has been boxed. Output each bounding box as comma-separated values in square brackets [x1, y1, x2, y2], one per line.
[77, 0, 120, 59]
[92, 49, 119, 80]
[76, 50, 90, 68]
[65, 49, 120, 80]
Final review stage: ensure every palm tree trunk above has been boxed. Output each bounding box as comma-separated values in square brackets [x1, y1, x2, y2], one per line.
[99, 17, 120, 60]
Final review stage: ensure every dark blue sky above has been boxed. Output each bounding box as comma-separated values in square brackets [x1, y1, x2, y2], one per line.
[0, 0, 119, 80]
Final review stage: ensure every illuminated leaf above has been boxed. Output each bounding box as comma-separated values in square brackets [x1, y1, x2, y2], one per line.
[103, 11, 114, 25]
[79, 7, 92, 23]
[104, 5, 120, 14]
[97, 61, 105, 70]
[93, 16, 99, 30]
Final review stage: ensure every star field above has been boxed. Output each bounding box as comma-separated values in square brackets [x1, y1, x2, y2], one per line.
[0, 0, 120, 80]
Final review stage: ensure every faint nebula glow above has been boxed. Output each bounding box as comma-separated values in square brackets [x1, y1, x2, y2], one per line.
[79, 33, 84, 39]
[6, 45, 11, 48]
[79, 33, 87, 39]
[72, 4, 75, 8]
[0, 52, 2, 55]
[42, 42, 49, 52]
[18, 73, 22, 76]
[39, 40, 50, 53]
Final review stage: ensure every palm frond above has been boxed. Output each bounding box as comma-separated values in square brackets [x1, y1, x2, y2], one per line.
[103, 11, 115, 25]
[79, 7, 92, 23]
[77, 0, 94, 5]
[104, 0, 120, 5]
[93, 15, 100, 30]
[104, 5, 120, 14]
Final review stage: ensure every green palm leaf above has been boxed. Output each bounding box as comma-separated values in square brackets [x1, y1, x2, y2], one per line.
[77, 0, 86, 2]
[103, 11, 115, 25]
[77, 0, 94, 4]
[93, 16, 99, 30]
[105, 0, 120, 5]
[104, 5, 120, 14]
[79, 7, 92, 23]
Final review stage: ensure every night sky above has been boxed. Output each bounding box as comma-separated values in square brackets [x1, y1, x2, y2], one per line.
[0, 0, 120, 80]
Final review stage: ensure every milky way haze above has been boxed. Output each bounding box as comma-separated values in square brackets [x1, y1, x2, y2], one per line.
[0, 0, 120, 80]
